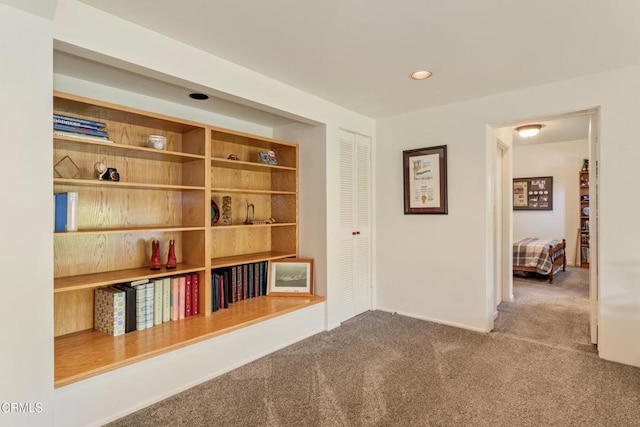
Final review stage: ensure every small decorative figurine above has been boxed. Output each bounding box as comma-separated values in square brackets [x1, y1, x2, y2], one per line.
[166, 239, 176, 269]
[227, 154, 239, 161]
[150, 239, 161, 270]
[244, 201, 255, 225]
[222, 196, 232, 225]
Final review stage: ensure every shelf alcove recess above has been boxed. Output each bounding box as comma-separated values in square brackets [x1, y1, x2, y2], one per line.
[53, 92, 324, 388]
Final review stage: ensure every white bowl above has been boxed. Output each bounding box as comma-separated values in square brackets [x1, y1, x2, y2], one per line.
[148, 135, 166, 150]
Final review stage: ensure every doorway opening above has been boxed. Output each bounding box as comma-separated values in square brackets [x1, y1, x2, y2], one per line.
[489, 108, 599, 352]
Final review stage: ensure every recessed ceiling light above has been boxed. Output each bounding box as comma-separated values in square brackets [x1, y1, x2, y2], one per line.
[410, 70, 433, 80]
[189, 92, 209, 100]
[516, 124, 542, 138]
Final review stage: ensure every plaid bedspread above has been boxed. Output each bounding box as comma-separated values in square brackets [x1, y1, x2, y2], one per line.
[513, 237, 561, 275]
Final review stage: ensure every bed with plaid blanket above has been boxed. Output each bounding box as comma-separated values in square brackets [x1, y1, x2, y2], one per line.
[513, 237, 564, 275]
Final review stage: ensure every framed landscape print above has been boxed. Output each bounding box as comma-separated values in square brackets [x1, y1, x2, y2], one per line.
[268, 258, 314, 296]
[513, 176, 553, 210]
[403, 145, 448, 214]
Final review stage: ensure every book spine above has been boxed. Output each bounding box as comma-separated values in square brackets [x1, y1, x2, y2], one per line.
[53, 113, 106, 128]
[171, 277, 180, 321]
[253, 262, 259, 298]
[211, 272, 219, 312]
[219, 273, 225, 309]
[66, 191, 78, 232]
[113, 284, 136, 333]
[54, 193, 67, 232]
[191, 273, 199, 315]
[53, 129, 112, 143]
[243, 264, 249, 300]
[153, 280, 163, 325]
[53, 117, 102, 130]
[53, 123, 109, 137]
[162, 278, 171, 322]
[231, 266, 237, 303]
[113, 289, 126, 336]
[178, 276, 186, 319]
[145, 282, 155, 329]
[185, 274, 192, 317]
[248, 264, 254, 299]
[133, 283, 147, 330]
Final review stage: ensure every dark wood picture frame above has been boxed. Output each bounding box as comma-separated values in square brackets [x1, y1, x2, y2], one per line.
[513, 176, 553, 210]
[403, 145, 448, 214]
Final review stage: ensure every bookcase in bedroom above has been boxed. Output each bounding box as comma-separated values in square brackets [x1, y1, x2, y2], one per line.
[52, 92, 321, 388]
[579, 170, 590, 267]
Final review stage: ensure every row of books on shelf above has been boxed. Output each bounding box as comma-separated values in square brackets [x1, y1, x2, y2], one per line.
[581, 247, 590, 264]
[211, 261, 269, 312]
[53, 113, 112, 142]
[54, 192, 78, 232]
[94, 273, 200, 336]
[581, 233, 590, 245]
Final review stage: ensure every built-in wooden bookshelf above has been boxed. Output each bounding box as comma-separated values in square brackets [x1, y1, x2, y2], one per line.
[52, 92, 319, 388]
[579, 170, 590, 267]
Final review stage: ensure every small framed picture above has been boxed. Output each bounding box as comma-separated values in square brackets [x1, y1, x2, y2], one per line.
[259, 150, 278, 165]
[268, 258, 314, 296]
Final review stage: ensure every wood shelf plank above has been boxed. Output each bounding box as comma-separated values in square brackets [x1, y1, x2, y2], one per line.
[54, 295, 325, 388]
[211, 251, 297, 269]
[54, 226, 206, 236]
[211, 157, 296, 172]
[54, 178, 205, 191]
[211, 223, 296, 230]
[210, 187, 296, 195]
[54, 137, 206, 163]
[54, 263, 204, 293]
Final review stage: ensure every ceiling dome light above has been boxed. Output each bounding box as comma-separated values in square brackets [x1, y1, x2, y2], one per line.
[516, 124, 542, 138]
[189, 92, 209, 100]
[410, 70, 433, 80]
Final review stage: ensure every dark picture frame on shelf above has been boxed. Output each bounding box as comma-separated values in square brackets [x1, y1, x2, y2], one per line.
[403, 145, 448, 214]
[268, 258, 314, 296]
[513, 176, 553, 210]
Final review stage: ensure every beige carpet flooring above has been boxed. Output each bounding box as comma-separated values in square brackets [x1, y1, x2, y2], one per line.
[106, 267, 640, 427]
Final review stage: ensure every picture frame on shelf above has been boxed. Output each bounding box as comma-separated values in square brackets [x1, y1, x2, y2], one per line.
[513, 176, 553, 210]
[268, 258, 314, 296]
[403, 145, 448, 214]
[259, 150, 278, 165]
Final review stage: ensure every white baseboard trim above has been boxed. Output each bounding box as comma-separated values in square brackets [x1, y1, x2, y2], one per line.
[376, 308, 489, 333]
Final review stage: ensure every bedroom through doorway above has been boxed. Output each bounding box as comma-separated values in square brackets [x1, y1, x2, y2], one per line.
[491, 109, 598, 352]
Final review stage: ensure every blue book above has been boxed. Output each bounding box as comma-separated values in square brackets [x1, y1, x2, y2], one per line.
[54, 193, 68, 232]
[53, 113, 106, 129]
[53, 123, 109, 137]
[53, 117, 102, 130]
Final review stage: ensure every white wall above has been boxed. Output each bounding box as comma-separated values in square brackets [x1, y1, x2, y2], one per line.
[0, 4, 54, 427]
[513, 139, 589, 265]
[377, 64, 640, 369]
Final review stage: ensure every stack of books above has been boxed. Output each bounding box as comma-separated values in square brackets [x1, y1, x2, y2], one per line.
[53, 113, 111, 142]
[95, 273, 201, 336]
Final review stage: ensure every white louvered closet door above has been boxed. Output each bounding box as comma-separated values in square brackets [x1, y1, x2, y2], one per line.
[339, 130, 372, 321]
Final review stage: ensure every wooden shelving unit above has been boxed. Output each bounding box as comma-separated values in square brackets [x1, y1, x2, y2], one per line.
[52, 92, 317, 388]
[579, 170, 590, 267]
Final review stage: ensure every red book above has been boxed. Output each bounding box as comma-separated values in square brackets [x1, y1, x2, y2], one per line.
[185, 274, 192, 317]
[191, 273, 199, 315]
